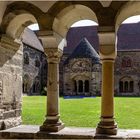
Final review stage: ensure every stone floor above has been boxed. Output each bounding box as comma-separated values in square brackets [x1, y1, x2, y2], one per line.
[0, 125, 140, 139]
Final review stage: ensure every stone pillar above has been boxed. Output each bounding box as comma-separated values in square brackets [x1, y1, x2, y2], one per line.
[77, 80, 79, 95]
[40, 48, 64, 132]
[96, 32, 117, 135]
[83, 80, 85, 94]
[75, 80, 78, 95]
[38, 33, 66, 132]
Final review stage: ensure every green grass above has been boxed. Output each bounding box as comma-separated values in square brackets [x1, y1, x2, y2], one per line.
[22, 96, 140, 129]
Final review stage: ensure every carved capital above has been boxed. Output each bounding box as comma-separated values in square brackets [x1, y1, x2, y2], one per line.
[37, 30, 66, 63]
[98, 32, 117, 60]
[45, 48, 63, 63]
[37, 30, 66, 51]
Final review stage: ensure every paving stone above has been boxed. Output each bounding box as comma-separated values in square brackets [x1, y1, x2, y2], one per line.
[0, 125, 140, 139]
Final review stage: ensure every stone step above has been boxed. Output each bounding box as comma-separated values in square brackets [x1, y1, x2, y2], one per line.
[0, 125, 140, 139]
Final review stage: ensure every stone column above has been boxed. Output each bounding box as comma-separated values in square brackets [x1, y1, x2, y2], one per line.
[40, 47, 65, 132]
[77, 80, 79, 95]
[83, 80, 85, 94]
[75, 80, 77, 95]
[96, 32, 117, 135]
[38, 33, 66, 132]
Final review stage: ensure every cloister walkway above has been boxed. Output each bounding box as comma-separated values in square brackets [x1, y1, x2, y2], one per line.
[0, 125, 140, 139]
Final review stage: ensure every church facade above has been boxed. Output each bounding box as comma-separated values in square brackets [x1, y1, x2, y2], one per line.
[22, 23, 140, 97]
[115, 51, 140, 96]
[114, 23, 140, 96]
[61, 23, 140, 97]
[63, 38, 101, 96]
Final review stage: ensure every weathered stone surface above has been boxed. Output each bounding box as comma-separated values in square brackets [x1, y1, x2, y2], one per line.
[1, 125, 140, 139]
[0, 37, 22, 130]
[3, 110, 16, 119]
[115, 51, 140, 96]
[0, 121, 4, 130]
[15, 109, 21, 117]
[40, 122, 65, 132]
[0, 109, 4, 119]
[41, 45, 64, 132]
[3, 110, 14, 119]
[3, 117, 22, 130]
[22, 44, 47, 95]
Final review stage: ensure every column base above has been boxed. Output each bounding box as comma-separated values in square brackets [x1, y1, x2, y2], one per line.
[96, 117, 117, 135]
[40, 123, 65, 132]
[40, 116, 65, 132]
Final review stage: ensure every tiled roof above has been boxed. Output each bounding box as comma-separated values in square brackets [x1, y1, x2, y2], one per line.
[22, 23, 140, 55]
[22, 28, 44, 52]
[117, 23, 140, 51]
[64, 23, 140, 55]
[64, 26, 99, 54]
[64, 38, 100, 65]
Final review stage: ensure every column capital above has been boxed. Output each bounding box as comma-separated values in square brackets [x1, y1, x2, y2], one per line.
[37, 30, 66, 50]
[98, 32, 117, 60]
[37, 30, 66, 63]
[45, 48, 63, 63]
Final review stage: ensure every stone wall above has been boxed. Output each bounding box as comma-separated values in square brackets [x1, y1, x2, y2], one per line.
[23, 44, 47, 95]
[115, 51, 140, 96]
[63, 58, 101, 96]
[59, 55, 68, 95]
[63, 50, 140, 97]
[90, 64, 101, 96]
[0, 35, 22, 130]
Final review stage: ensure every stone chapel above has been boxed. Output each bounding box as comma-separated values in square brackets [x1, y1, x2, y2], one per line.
[63, 38, 101, 96]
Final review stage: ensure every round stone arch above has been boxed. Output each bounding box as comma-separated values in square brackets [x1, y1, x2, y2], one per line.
[52, 4, 98, 38]
[5, 13, 38, 39]
[120, 76, 133, 82]
[115, 1, 140, 32]
[1, 1, 43, 39]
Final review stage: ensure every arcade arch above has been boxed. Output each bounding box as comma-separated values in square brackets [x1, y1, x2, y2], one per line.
[0, 0, 139, 137]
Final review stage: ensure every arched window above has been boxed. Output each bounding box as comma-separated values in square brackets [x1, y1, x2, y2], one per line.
[23, 83, 28, 93]
[24, 53, 29, 64]
[124, 81, 129, 92]
[119, 77, 134, 93]
[119, 81, 123, 92]
[85, 80, 89, 92]
[35, 56, 40, 67]
[23, 74, 30, 93]
[130, 81, 134, 92]
[122, 60, 126, 67]
[33, 77, 40, 93]
[79, 80, 83, 93]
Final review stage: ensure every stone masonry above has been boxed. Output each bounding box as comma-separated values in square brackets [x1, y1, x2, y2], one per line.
[0, 35, 22, 130]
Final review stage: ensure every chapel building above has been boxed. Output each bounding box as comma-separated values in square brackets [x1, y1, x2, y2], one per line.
[22, 23, 140, 97]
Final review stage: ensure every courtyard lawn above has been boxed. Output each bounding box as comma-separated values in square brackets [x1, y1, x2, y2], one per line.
[22, 96, 140, 129]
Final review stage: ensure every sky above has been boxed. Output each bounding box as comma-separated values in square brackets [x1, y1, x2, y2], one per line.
[28, 15, 140, 31]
